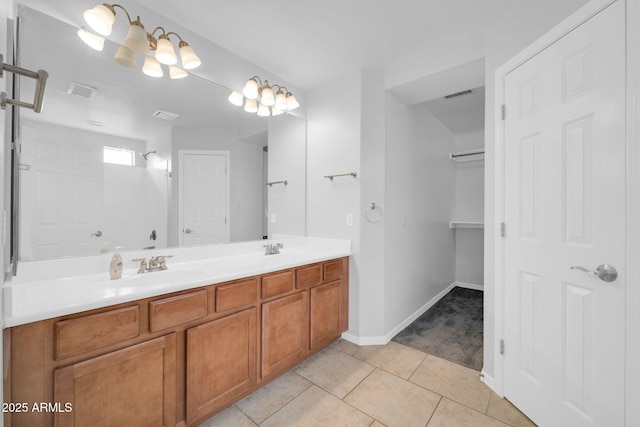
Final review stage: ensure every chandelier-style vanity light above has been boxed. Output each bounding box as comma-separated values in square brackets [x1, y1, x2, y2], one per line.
[78, 3, 201, 79]
[228, 76, 300, 117]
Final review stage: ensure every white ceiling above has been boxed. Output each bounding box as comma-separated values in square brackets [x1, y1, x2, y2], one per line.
[134, 0, 512, 91]
[19, 0, 514, 138]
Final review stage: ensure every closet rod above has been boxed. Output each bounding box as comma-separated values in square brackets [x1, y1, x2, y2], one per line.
[450, 149, 484, 159]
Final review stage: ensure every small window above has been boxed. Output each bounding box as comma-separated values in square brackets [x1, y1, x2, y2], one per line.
[104, 147, 135, 166]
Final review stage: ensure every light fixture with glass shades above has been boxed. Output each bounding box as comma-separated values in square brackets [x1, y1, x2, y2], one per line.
[79, 3, 201, 79]
[228, 76, 300, 117]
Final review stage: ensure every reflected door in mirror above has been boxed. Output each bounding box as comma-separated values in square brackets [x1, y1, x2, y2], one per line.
[21, 124, 104, 260]
[179, 151, 230, 246]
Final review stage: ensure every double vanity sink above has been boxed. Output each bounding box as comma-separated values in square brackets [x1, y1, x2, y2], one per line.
[3, 236, 351, 426]
[4, 236, 351, 327]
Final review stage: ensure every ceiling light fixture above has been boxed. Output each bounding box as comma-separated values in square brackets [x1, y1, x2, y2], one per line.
[229, 76, 300, 117]
[79, 3, 200, 79]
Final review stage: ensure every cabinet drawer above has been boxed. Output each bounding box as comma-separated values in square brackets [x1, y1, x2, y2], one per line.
[55, 306, 140, 360]
[150, 290, 208, 332]
[296, 263, 322, 289]
[261, 271, 294, 299]
[216, 278, 258, 312]
[323, 259, 344, 282]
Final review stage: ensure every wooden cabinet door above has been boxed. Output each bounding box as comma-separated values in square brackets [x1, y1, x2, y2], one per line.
[54, 334, 176, 427]
[310, 280, 343, 350]
[186, 308, 257, 424]
[261, 292, 309, 378]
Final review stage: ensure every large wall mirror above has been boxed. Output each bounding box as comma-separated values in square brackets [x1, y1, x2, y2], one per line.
[15, 2, 306, 263]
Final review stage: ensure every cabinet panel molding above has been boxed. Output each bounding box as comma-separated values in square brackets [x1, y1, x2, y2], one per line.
[150, 289, 208, 332]
[54, 334, 176, 427]
[186, 308, 257, 424]
[54, 306, 139, 360]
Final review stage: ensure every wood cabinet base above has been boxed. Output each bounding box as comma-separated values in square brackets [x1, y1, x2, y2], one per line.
[4, 257, 349, 427]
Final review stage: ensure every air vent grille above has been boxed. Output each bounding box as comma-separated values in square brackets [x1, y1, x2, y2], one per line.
[152, 110, 180, 121]
[67, 82, 97, 100]
[444, 89, 473, 99]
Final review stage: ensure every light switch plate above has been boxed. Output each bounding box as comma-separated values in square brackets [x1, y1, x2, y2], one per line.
[270, 213, 277, 224]
[346, 212, 354, 227]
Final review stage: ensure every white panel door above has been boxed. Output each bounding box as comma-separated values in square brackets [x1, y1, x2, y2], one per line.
[21, 126, 104, 260]
[179, 151, 229, 246]
[503, 2, 625, 426]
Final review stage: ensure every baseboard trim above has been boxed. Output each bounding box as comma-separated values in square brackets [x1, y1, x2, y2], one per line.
[341, 333, 388, 346]
[453, 281, 484, 291]
[342, 282, 460, 346]
[480, 370, 501, 396]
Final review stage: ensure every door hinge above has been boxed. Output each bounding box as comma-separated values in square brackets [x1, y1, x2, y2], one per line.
[500, 222, 506, 238]
[501, 104, 506, 120]
[225, 217, 227, 225]
[500, 339, 505, 355]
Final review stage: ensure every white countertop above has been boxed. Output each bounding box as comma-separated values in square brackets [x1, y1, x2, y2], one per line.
[3, 236, 351, 327]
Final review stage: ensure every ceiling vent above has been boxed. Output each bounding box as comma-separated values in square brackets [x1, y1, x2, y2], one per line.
[152, 110, 180, 121]
[444, 89, 473, 100]
[67, 82, 97, 100]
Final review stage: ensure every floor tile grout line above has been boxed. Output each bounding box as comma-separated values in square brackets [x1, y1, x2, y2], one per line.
[424, 396, 443, 427]
[254, 383, 324, 427]
[404, 369, 493, 417]
[237, 370, 314, 426]
[340, 365, 379, 402]
[337, 366, 401, 426]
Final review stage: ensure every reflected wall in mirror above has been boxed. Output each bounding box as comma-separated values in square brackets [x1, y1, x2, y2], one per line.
[16, 3, 306, 262]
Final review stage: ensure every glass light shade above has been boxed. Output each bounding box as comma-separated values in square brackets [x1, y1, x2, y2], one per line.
[83, 4, 115, 36]
[155, 36, 177, 65]
[271, 107, 284, 116]
[275, 90, 288, 110]
[242, 78, 259, 99]
[169, 65, 188, 79]
[261, 86, 275, 106]
[228, 91, 244, 106]
[77, 27, 105, 51]
[113, 45, 137, 68]
[244, 98, 258, 113]
[257, 103, 271, 117]
[179, 44, 201, 69]
[124, 22, 149, 54]
[286, 93, 300, 110]
[142, 56, 163, 77]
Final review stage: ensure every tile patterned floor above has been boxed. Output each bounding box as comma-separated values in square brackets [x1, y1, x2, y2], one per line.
[200, 340, 537, 427]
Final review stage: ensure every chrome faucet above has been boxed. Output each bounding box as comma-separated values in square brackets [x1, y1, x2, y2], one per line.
[264, 243, 283, 255]
[132, 255, 173, 273]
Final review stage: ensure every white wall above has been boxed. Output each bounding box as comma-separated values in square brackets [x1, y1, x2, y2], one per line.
[384, 96, 456, 334]
[482, 0, 589, 380]
[267, 115, 306, 237]
[307, 69, 459, 343]
[144, 128, 172, 250]
[170, 125, 264, 246]
[358, 69, 386, 340]
[453, 131, 484, 286]
[306, 71, 363, 336]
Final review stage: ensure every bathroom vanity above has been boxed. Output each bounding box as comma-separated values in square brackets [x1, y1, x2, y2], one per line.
[2, 237, 350, 426]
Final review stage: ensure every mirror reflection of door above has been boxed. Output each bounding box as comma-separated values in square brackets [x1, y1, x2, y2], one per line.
[178, 150, 230, 246]
[20, 123, 104, 260]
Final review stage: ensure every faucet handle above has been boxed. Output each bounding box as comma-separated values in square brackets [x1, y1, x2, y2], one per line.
[132, 258, 147, 274]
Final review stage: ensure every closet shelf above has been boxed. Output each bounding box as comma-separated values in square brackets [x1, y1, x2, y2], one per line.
[449, 221, 484, 229]
[449, 149, 484, 163]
